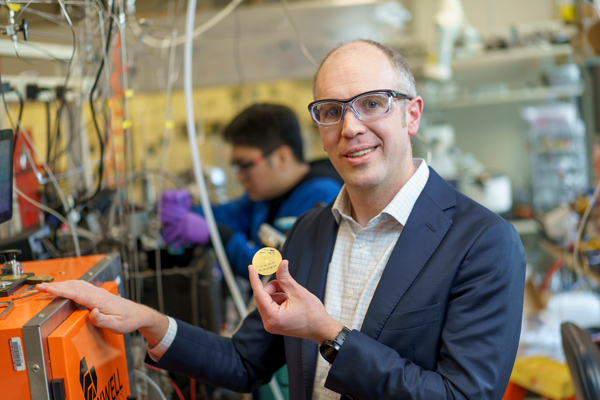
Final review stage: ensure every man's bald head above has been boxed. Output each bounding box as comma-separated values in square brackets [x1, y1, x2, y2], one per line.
[312, 39, 417, 100]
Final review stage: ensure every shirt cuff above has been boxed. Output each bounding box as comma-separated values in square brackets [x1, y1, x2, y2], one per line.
[147, 316, 178, 362]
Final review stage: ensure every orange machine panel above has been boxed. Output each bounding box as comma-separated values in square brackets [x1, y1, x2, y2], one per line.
[0, 253, 132, 400]
[48, 281, 131, 400]
[0, 255, 108, 400]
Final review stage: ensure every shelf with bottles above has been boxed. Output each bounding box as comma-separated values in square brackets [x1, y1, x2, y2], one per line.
[422, 83, 584, 109]
[417, 44, 582, 110]
[449, 43, 574, 71]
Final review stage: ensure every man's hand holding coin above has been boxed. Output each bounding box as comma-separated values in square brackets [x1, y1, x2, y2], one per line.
[248, 249, 344, 344]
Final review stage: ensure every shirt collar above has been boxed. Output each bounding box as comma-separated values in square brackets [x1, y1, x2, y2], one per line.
[332, 158, 429, 226]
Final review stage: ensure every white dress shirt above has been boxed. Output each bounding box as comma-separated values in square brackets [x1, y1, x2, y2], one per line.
[312, 159, 429, 400]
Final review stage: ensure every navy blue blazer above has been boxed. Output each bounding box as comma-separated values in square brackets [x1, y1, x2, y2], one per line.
[153, 167, 526, 399]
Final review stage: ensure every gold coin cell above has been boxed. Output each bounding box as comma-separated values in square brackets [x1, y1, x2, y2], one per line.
[26, 275, 54, 284]
[252, 247, 282, 276]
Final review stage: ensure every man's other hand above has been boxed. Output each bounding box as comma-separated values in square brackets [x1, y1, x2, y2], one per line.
[36, 280, 169, 347]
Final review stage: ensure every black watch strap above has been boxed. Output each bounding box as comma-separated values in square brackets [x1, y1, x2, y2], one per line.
[319, 326, 351, 364]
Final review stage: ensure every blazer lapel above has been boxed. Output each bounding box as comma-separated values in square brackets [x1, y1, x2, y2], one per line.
[361, 169, 455, 339]
[294, 169, 455, 398]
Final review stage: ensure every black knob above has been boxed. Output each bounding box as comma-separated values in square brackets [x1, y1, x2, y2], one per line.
[0, 249, 22, 263]
[19, 19, 28, 41]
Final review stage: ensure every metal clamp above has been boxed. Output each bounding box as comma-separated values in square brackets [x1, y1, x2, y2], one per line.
[0, 249, 23, 275]
[0, 301, 14, 320]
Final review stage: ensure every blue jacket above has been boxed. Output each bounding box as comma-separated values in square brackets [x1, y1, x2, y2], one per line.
[192, 174, 341, 277]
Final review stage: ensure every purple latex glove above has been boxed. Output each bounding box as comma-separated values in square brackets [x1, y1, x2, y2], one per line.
[162, 211, 210, 248]
[159, 189, 193, 226]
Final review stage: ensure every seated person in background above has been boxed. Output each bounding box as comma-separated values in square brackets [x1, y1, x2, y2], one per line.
[159, 103, 342, 278]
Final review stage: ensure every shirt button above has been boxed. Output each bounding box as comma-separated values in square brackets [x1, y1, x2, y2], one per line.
[359, 242, 364, 248]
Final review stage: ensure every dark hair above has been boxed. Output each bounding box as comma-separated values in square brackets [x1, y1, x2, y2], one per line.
[223, 103, 305, 162]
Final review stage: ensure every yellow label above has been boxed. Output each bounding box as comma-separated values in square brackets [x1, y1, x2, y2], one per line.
[252, 247, 282, 276]
[560, 5, 576, 22]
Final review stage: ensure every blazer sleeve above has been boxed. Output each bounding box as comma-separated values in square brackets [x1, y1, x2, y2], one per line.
[150, 311, 286, 394]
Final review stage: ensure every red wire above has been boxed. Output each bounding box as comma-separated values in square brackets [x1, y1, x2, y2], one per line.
[541, 257, 564, 291]
[191, 379, 197, 400]
[144, 364, 163, 374]
[169, 378, 186, 400]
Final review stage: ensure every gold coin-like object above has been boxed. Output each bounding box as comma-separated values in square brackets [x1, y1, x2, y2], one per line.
[252, 247, 282, 276]
[0, 274, 27, 281]
[26, 275, 54, 284]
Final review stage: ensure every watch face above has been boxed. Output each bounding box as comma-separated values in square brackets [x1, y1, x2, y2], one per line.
[319, 341, 337, 363]
[319, 327, 350, 364]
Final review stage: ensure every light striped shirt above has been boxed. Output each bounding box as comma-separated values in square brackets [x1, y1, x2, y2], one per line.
[312, 159, 429, 400]
[147, 316, 177, 361]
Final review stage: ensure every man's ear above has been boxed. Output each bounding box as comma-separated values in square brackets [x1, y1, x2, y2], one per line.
[407, 96, 424, 137]
[273, 145, 293, 168]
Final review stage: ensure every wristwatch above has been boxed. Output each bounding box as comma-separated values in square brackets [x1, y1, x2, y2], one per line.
[319, 326, 351, 364]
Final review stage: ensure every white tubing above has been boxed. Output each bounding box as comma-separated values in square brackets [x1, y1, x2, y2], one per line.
[132, 0, 243, 49]
[183, 0, 246, 318]
[183, 3, 284, 399]
[135, 370, 168, 400]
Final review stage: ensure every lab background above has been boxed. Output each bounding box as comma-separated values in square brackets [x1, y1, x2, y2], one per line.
[0, 1, 600, 400]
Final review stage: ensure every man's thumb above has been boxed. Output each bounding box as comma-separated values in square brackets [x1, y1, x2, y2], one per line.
[89, 308, 103, 327]
[275, 260, 293, 286]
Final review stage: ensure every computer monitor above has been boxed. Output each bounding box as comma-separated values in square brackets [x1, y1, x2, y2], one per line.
[0, 129, 14, 224]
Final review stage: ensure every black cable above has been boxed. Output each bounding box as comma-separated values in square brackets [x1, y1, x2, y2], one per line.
[12, 89, 24, 154]
[0, 61, 25, 170]
[45, 97, 79, 167]
[42, 100, 61, 204]
[75, 0, 116, 209]
[0, 61, 16, 150]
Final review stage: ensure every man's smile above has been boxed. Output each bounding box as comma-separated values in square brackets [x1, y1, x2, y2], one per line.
[346, 147, 376, 158]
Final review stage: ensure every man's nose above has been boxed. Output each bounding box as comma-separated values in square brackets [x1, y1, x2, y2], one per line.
[340, 107, 365, 138]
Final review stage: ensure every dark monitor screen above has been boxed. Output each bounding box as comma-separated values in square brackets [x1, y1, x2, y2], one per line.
[0, 129, 14, 224]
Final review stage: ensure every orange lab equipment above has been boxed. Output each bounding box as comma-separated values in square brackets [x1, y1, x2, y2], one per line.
[0, 253, 135, 400]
